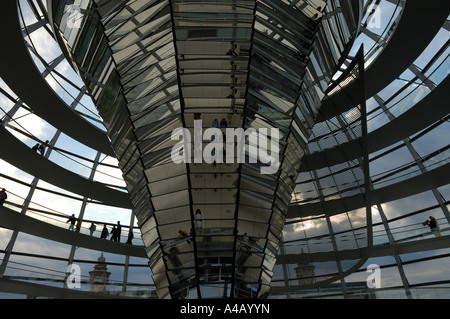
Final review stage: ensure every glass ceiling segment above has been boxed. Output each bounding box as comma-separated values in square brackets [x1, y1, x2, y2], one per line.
[4, 0, 449, 299]
[18, 1, 105, 129]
